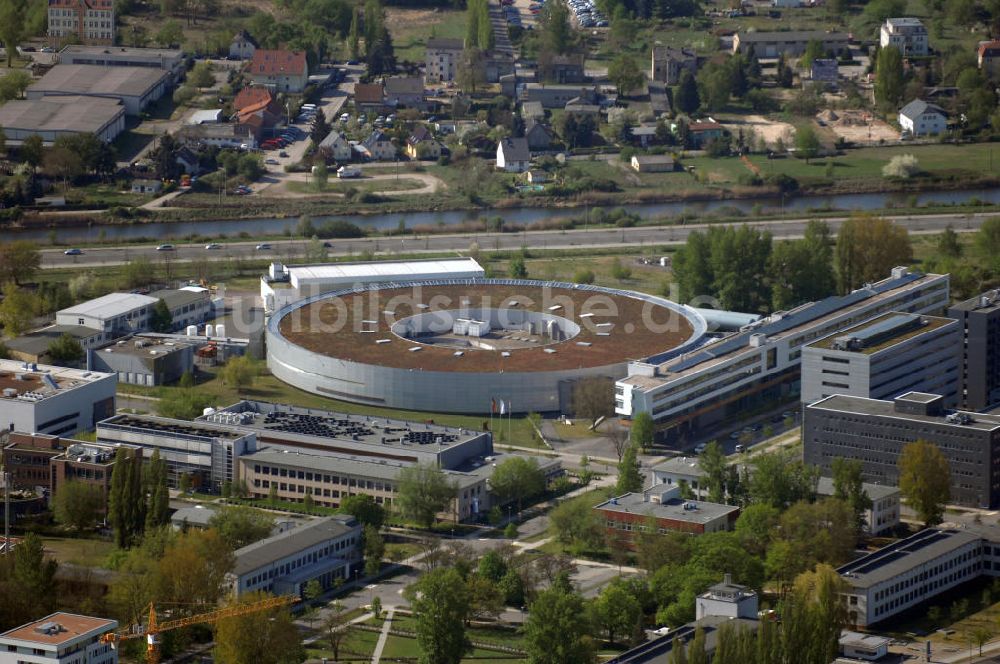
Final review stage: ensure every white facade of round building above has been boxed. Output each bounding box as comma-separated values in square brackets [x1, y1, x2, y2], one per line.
[266, 279, 707, 414]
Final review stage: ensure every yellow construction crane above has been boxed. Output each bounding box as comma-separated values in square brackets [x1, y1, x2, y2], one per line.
[101, 595, 296, 664]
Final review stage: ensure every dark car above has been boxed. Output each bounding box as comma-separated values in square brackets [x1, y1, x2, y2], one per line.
[63, 248, 83, 255]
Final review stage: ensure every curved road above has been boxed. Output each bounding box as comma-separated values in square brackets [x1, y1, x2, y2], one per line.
[41, 210, 988, 269]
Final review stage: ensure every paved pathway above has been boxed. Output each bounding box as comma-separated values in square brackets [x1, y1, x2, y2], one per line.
[370, 607, 395, 664]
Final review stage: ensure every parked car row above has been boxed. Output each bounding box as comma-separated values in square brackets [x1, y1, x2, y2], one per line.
[569, 0, 606, 27]
[503, 4, 522, 26]
[261, 126, 306, 151]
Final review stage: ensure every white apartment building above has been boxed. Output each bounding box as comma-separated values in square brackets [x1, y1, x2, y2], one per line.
[0, 613, 117, 664]
[0, 360, 116, 437]
[616, 268, 950, 444]
[880, 18, 929, 57]
[425, 38, 464, 82]
[228, 516, 362, 597]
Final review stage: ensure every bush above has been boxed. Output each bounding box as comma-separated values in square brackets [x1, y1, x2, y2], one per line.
[573, 268, 595, 284]
[882, 154, 921, 178]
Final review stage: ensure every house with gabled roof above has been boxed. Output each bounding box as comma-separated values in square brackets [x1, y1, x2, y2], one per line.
[362, 130, 396, 161]
[899, 99, 946, 135]
[405, 125, 442, 160]
[319, 132, 352, 163]
[496, 137, 530, 172]
[230, 30, 258, 60]
[353, 83, 386, 113]
[248, 49, 308, 93]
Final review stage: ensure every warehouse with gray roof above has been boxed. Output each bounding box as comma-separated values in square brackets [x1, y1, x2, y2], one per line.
[27, 64, 171, 115]
[0, 95, 125, 145]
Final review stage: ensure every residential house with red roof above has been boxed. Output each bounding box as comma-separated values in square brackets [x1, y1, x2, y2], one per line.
[233, 86, 283, 140]
[48, 0, 115, 45]
[248, 49, 309, 93]
[979, 40, 1000, 80]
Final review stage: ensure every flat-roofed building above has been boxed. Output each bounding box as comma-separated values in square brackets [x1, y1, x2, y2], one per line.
[28, 64, 171, 115]
[88, 336, 195, 386]
[594, 486, 739, 548]
[948, 290, 1000, 410]
[57, 45, 185, 81]
[880, 18, 929, 57]
[227, 515, 361, 597]
[801, 312, 961, 407]
[804, 391, 1000, 508]
[732, 30, 850, 58]
[6, 324, 107, 364]
[0, 96, 125, 145]
[695, 574, 758, 620]
[839, 631, 891, 661]
[616, 268, 950, 443]
[838, 528, 993, 627]
[149, 287, 213, 331]
[0, 613, 118, 664]
[0, 359, 116, 437]
[425, 37, 464, 82]
[56, 292, 158, 335]
[260, 257, 485, 313]
[96, 414, 257, 491]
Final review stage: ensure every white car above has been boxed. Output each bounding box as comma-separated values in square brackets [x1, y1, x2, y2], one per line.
[204, 243, 222, 250]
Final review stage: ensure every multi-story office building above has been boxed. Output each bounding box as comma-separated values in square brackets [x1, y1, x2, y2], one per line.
[96, 414, 257, 491]
[616, 268, 950, 443]
[948, 290, 1000, 410]
[0, 613, 117, 664]
[2, 432, 140, 516]
[838, 527, 1000, 627]
[47, 0, 115, 45]
[0, 360, 116, 437]
[804, 391, 1000, 508]
[800, 312, 961, 407]
[880, 18, 929, 57]
[227, 515, 361, 598]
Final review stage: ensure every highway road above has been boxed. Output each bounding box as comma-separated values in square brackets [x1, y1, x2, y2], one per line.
[40, 210, 990, 269]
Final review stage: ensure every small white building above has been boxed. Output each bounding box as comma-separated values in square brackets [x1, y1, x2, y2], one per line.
[0, 613, 118, 664]
[0, 360, 117, 437]
[319, 132, 352, 163]
[695, 574, 759, 620]
[651, 456, 711, 499]
[56, 292, 158, 335]
[899, 99, 947, 136]
[839, 631, 891, 661]
[496, 137, 530, 173]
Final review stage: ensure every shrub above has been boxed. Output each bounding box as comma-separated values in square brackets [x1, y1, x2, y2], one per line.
[882, 154, 921, 179]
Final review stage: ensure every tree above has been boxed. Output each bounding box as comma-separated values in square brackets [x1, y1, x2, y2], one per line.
[0, 0, 26, 67]
[397, 463, 457, 528]
[699, 441, 727, 504]
[52, 481, 103, 531]
[800, 39, 824, 69]
[339, 493, 385, 529]
[616, 443, 644, 494]
[149, 298, 173, 333]
[631, 411, 654, 451]
[898, 440, 951, 526]
[44, 146, 83, 187]
[311, 108, 330, 144]
[490, 457, 546, 512]
[831, 458, 873, 534]
[524, 582, 595, 664]
[155, 19, 184, 47]
[7, 532, 57, 620]
[214, 591, 303, 664]
[794, 125, 821, 163]
[875, 46, 904, 110]
[407, 568, 469, 664]
[882, 154, 920, 178]
[0, 70, 30, 101]
[21, 134, 43, 172]
[697, 62, 733, 112]
[835, 215, 912, 294]
[509, 255, 528, 278]
[571, 377, 614, 423]
[539, 0, 572, 55]
[688, 626, 708, 664]
[364, 524, 384, 576]
[146, 449, 170, 530]
[322, 601, 353, 661]
[209, 506, 274, 549]
[109, 448, 144, 548]
[156, 529, 234, 606]
[0, 240, 40, 284]
[593, 579, 642, 646]
[675, 70, 700, 114]
[189, 61, 215, 88]
[549, 495, 604, 553]
[734, 503, 780, 557]
[221, 355, 258, 392]
[42, 332, 83, 364]
[348, 8, 360, 58]
[775, 499, 857, 577]
[608, 54, 645, 97]
[748, 450, 818, 509]
[938, 225, 963, 259]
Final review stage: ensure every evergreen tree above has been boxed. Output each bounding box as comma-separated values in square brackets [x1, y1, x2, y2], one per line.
[616, 443, 643, 494]
[667, 636, 687, 664]
[688, 627, 708, 664]
[875, 46, 904, 110]
[348, 9, 360, 59]
[675, 70, 700, 114]
[109, 448, 129, 548]
[145, 449, 170, 530]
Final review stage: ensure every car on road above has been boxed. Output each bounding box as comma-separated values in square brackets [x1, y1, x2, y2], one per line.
[694, 443, 707, 454]
[265, 158, 279, 165]
[255, 243, 272, 251]
[156, 244, 175, 251]
[322, 241, 333, 248]
[735, 444, 746, 453]
[204, 243, 222, 250]
[279, 151, 289, 157]
[63, 248, 83, 255]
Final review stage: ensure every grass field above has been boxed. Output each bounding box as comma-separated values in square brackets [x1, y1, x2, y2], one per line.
[41, 536, 116, 567]
[482, 252, 671, 296]
[387, 7, 467, 63]
[286, 178, 425, 195]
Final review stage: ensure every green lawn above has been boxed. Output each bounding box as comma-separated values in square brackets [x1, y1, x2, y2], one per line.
[486, 252, 671, 297]
[41, 536, 116, 568]
[286, 177, 425, 195]
[388, 7, 468, 63]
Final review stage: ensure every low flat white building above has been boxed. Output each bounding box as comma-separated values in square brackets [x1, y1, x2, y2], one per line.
[260, 258, 485, 313]
[0, 613, 117, 664]
[0, 360, 117, 437]
[228, 515, 362, 597]
[839, 631, 891, 661]
[56, 292, 158, 336]
[695, 574, 758, 620]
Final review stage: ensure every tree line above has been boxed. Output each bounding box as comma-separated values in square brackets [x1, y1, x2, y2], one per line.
[672, 216, 913, 314]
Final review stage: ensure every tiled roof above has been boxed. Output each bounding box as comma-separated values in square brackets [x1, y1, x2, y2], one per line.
[233, 86, 272, 111]
[353, 83, 384, 104]
[249, 49, 307, 77]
